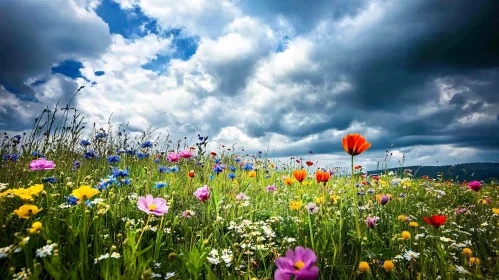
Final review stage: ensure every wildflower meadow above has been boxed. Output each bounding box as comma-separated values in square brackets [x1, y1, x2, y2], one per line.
[1, 108, 499, 280]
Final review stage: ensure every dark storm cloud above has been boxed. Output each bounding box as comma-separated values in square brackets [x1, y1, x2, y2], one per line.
[238, 0, 367, 33]
[242, 0, 499, 157]
[0, 0, 111, 97]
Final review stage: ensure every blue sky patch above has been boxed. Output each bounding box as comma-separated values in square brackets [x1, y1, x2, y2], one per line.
[94, 71, 105, 76]
[51, 60, 83, 79]
[96, 0, 158, 38]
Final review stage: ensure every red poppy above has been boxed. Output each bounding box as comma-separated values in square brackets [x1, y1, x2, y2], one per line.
[296, 160, 301, 163]
[355, 165, 362, 169]
[423, 215, 447, 228]
[315, 170, 330, 183]
[305, 161, 314, 167]
[189, 147, 196, 150]
[210, 151, 217, 156]
[342, 134, 371, 156]
[372, 175, 379, 181]
[188, 170, 195, 178]
[293, 170, 307, 183]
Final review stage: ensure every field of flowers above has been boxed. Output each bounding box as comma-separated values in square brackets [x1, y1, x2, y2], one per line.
[1, 110, 499, 280]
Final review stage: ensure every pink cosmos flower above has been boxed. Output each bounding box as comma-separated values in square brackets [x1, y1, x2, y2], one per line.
[30, 158, 55, 170]
[274, 246, 319, 280]
[235, 192, 249, 200]
[265, 185, 277, 192]
[468, 181, 481, 192]
[167, 152, 180, 163]
[194, 185, 210, 202]
[179, 150, 193, 159]
[137, 195, 169, 216]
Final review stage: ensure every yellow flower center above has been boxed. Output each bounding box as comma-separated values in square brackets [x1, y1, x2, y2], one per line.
[148, 204, 157, 211]
[294, 261, 305, 270]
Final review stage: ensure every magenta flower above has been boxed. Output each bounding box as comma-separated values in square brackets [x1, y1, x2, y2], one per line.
[167, 152, 180, 163]
[468, 180, 481, 192]
[194, 185, 210, 202]
[179, 150, 193, 159]
[29, 158, 55, 170]
[235, 192, 249, 200]
[265, 185, 277, 192]
[274, 246, 319, 280]
[137, 195, 169, 216]
[365, 216, 380, 229]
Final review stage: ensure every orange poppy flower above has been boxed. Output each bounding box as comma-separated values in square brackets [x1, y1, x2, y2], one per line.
[342, 134, 371, 156]
[315, 170, 330, 183]
[293, 170, 307, 183]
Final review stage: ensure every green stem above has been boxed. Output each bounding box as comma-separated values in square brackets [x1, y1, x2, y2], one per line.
[308, 212, 315, 250]
[135, 215, 151, 251]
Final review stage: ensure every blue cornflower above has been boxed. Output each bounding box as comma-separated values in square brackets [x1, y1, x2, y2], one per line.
[42, 177, 56, 184]
[154, 182, 168, 189]
[137, 152, 149, 159]
[80, 139, 91, 146]
[107, 155, 120, 164]
[3, 154, 19, 161]
[265, 175, 270, 178]
[121, 179, 131, 185]
[72, 161, 81, 172]
[228, 173, 236, 179]
[112, 167, 129, 177]
[214, 158, 220, 164]
[167, 166, 179, 173]
[126, 150, 136, 155]
[96, 177, 116, 190]
[243, 163, 253, 171]
[234, 158, 241, 163]
[356, 191, 365, 196]
[154, 158, 160, 163]
[84, 150, 97, 159]
[141, 141, 153, 148]
[213, 164, 224, 174]
[66, 196, 79, 206]
[31, 151, 44, 158]
[229, 166, 237, 172]
[197, 134, 204, 141]
[12, 135, 21, 144]
[209, 174, 214, 180]
[158, 166, 167, 173]
[95, 132, 106, 139]
[367, 188, 375, 194]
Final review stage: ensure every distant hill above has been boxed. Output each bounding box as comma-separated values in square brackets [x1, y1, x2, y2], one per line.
[367, 162, 499, 182]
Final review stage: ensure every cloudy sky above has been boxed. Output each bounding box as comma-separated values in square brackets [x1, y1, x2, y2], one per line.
[1, 0, 498, 169]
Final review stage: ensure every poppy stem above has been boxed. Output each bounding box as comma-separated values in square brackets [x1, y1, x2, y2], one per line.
[351, 155, 354, 179]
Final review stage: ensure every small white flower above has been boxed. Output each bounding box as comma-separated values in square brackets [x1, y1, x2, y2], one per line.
[455, 265, 470, 274]
[404, 250, 420, 261]
[164, 272, 176, 279]
[151, 273, 162, 278]
[94, 253, 110, 263]
[111, 252, 121, 259]
[36, 244, 56, 258]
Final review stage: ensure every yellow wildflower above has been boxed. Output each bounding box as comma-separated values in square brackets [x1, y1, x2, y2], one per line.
[463, 248, 472, 257]
[492, 208, 499, 215]
[409, 222, 419, 228]
[315, 197, 325, 204]
[289, 200, 302, 210]
[469, 257, 480, 265]
[14, 204, 41, 219]
[383, 260, 395, 272]
[401, 231, 411, 240]
[29, 222, 43, 234]
[248, 171, 256, 178]
[72, 185, 99, 201]
[358, 261, 370, 273]
[284, 177, 294, 185]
